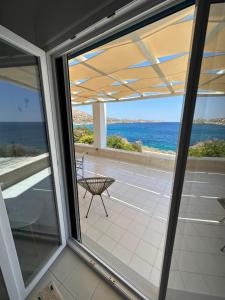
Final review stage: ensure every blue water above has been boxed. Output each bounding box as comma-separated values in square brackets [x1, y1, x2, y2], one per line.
[0, 122, 225, 153]
[75, 122, 225, 152]
[0, 122, 47, 151]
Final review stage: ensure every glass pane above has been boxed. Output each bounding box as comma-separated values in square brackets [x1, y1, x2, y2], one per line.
[0, 39, 60, 286]
[0, 269, 9, 300]
[166, 3, 225, 300]
[68, 5, 194, 299]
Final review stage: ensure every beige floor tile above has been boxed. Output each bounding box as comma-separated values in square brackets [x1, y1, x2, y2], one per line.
[91, 282, 126, 300]
[63, 265, 100, 300]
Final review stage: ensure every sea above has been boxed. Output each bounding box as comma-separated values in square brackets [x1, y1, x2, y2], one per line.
[0, 122, 48, 151]
[0, 122, 225, 152]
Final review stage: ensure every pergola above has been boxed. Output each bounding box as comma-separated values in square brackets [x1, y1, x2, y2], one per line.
[67, 4, 225, 148]
[0, 4, 224, 148]
[0, 4, 224, 106]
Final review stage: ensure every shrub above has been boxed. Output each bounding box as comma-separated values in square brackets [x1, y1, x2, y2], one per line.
[0, 144, 42, 157]
[189, 140, 225, 157]
[74, 127, 143, 152]
[107, 135, 142, 152]
[79, 134, 94, 144]
[131, 141, 142, 152]
[74, 127, 93, 144]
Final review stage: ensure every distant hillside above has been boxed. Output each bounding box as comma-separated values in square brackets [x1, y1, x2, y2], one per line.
[72, 108, 161, 124]
[194, 118, 225, 125]
[72, 109, 93, 124]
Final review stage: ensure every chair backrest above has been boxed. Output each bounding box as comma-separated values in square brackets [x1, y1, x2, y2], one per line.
[78, 177, 115, 195]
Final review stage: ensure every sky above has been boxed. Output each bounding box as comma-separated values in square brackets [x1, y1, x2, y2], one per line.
[0, 80, 43, 122]
[1, 79, 225, 123]
[74, 96, 225, 122]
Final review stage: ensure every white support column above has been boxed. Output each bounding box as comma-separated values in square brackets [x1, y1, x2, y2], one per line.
[93, 102, 107, 148]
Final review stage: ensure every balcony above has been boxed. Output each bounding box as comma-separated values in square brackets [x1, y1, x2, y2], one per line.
[76, 150, 225, 299]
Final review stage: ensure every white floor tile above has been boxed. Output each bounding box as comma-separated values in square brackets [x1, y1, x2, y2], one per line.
[112, 244, 133, 265]
[135, 240, 158, 265]
[119, 231, 140, 252]
[127, 222, 146, 238]
[85, 227, 103, 241]
[106, 223, 126, 242]
[97, 234, 117, 252]
[63, 267, 99, 300]
[129, 255, 152, 280]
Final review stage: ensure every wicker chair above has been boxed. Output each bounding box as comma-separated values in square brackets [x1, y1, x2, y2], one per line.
[77, 177, 115, 218]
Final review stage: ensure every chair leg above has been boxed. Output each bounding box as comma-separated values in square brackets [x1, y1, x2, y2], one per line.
[100, 195, 108, 217]
[86, 195, 94, 218]
[83, 190, 87, 199]
[106, 189, 110, 197]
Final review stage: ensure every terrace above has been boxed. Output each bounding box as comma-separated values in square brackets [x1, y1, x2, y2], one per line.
[76, 151, 225, 299]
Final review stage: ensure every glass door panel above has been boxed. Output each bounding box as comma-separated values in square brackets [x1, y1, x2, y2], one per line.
[166, 2, 225, 300]
[0, 38, 61, 286]
[67, 4, 195, 299]
[0, 269, 9, 300]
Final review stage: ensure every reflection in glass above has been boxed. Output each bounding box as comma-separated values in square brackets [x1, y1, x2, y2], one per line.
[166, 3, 225, 300]
[0, 269, 9, 300]
[0, 39, 60, 285]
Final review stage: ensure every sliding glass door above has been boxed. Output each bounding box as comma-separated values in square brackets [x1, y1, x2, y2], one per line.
[64, 2, 196, 300]
[166, 1, 225, 300]
[58, 0, 225, 299]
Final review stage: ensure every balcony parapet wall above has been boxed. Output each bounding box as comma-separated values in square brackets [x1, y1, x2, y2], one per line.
[0, 153, 49, 190]
[75, 143, 225, 173]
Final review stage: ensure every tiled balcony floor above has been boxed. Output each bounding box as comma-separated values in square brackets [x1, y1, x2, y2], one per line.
[77, 154, 225, 300]
[78, 154, 173, 299]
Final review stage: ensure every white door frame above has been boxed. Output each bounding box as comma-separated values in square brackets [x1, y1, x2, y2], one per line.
[0, 187, 24, 300]
[0, 25, 67, 299]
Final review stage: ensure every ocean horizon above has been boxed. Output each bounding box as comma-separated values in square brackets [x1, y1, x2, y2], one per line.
[75, 121, 225, 152]
[1, 122, 225, 152]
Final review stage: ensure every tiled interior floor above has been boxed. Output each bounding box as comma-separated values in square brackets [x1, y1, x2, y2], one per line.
[27, 247, 126, 300]
[78, 154, 225, 300]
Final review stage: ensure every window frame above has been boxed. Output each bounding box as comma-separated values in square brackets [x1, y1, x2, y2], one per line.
[0, 24, 67, 299]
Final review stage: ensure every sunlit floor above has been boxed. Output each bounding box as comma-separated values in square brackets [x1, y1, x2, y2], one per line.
[78, 154, 173, 299]
[78, 154, 225, 300]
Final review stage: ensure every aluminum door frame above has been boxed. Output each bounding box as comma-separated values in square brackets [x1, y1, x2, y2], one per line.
[0, 25, 67, 299]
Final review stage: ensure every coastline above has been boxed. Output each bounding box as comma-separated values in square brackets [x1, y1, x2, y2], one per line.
[74, 122, 225, 155]
[142, 146, 176, 155]
[74, 120, 163, 126]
